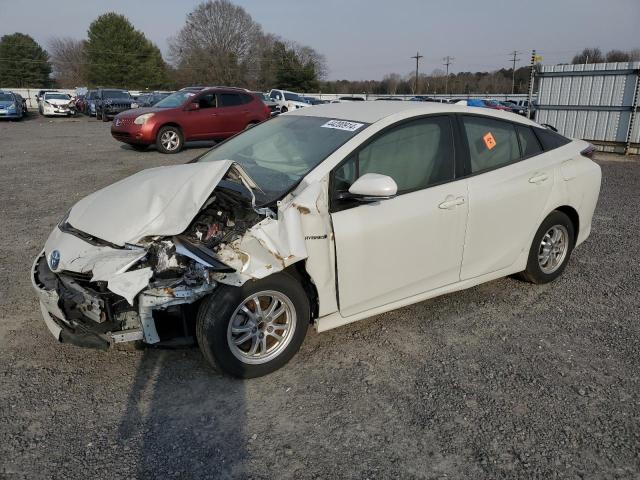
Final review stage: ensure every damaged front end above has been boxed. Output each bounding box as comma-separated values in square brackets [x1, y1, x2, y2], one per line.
[31, 161, 325, 349]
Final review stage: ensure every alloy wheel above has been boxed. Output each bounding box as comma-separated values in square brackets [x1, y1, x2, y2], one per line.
[538, 225, 569, 274]
[160, 130, 180, 151]
[227, 290, 296, 365]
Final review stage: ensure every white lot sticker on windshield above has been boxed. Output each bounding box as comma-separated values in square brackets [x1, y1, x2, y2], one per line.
[321, 119, 364, 132]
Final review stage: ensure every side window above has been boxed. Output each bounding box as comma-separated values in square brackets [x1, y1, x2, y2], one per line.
[334, 116, 455, 197]
[240, 93, 254, 104]
[218, 93, 243, 107]
[515, 125, 543, 158]
[197, 93, 216, 109]
[534, 127, 571, 151]
[461, 116, 520, 173]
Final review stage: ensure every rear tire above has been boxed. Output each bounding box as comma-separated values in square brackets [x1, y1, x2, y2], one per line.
[156, 126, 184, 154]
[102, 110, 110, 122]
[520, 210, 575, 284]
[196, 272, 310, 378]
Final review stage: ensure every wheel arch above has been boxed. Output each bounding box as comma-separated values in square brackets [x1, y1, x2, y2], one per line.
[284, 262, 319, 324]
[554, 205, 580, 243]
[156, 121, 183, 137]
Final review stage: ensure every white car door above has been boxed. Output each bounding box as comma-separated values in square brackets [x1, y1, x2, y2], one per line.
[330, 116, 468, 318]
[458, 115, 555, 279]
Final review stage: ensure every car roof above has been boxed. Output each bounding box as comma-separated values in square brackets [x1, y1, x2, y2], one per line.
[290, 101, 540, 126]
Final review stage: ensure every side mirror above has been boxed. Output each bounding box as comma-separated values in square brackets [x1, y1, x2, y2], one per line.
[347, 173, 397, 201]
[185, 102, 200, 111]
[276, 94, 282, 100]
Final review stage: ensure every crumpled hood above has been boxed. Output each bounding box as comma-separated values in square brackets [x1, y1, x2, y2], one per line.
[67, 160, 251, 246]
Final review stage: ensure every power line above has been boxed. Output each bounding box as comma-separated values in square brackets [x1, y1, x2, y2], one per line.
[410, 51, 423, 94]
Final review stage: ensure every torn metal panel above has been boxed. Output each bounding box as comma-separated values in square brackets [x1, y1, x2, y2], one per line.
[211, 180, 338, 317]
[138, 283, 216, 343]
[107, 267, 153, 305]
[90, 249, 147, 282]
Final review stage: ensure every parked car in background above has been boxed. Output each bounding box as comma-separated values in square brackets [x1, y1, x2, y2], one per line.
[0, 90, 25, 120]
[268, 89, 309, 112]
[84, 90, 97, 116]
[95, 89, 134, 122]
[254, 91, 281, 115]
[40, 92, 76, 117]
[111, 87, 270, 153]
[74, 94, 86, 113]
[34, 101, 601, 377]
[375, 97, 404, 101]
[14, 92, 27, 115]
[499, 101, 526, 116]
[303, 96, 328, 106]
[136, 92, 172, 108]
[338, 96, 366, 102]
[482, 99, 512, 112]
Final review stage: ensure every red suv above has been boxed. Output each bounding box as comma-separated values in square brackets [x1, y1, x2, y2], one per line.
[111, 87, 270, 153]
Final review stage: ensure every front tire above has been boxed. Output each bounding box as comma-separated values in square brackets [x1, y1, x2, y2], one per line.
[520, 210, 575, 284]
[101, 110, 110, 122]
[196, 272, 310, 378]
[280, 106, 288, 113]
[156, 126, 184, 154]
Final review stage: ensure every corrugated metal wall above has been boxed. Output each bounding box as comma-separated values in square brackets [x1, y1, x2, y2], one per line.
[535, 62, 640, 154]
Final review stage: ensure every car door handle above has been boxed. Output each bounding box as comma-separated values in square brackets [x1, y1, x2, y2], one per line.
[529, 173, 549, 184]
[439, 196, 465, 210]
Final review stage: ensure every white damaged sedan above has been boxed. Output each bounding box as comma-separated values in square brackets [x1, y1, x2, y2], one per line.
[32, 102, 601, 378]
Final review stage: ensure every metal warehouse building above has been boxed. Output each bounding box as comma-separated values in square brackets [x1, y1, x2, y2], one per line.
[535, 62, 640, 154]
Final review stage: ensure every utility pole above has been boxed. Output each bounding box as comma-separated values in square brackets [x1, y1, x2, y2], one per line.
[526, 49, 537, 119]
[442, 56, 454, 95]
[411, 51, 423, 94]
[509, 50, 522, 94]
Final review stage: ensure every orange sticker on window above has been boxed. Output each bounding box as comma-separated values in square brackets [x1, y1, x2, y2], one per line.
[483, 132, 496, 150]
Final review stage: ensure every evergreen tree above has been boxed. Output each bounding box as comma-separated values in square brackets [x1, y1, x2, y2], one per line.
[0, 33, 51, 87]
[86, 13, 167, 89]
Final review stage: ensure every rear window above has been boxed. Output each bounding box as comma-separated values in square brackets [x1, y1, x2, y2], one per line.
[534, 127, 571, 151]
[218, 93, 244, 107]
[515, 125, 543, 158]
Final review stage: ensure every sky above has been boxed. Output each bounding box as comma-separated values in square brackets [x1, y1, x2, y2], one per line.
[0, 0, 638, 80]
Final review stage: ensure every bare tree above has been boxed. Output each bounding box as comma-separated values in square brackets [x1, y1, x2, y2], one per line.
[605, 49, 631, 62]
[571, 48, 604, 64]
[169, 0, 263, 86]
[48, 37, 87, 87]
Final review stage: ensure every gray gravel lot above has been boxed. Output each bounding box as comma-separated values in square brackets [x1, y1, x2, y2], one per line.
[0, 114, 639, 480]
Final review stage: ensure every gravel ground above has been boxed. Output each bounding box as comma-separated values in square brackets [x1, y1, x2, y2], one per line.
[0, 114, 639, 480]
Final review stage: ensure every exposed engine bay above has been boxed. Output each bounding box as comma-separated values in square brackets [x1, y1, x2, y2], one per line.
[143, 181, 264, 289]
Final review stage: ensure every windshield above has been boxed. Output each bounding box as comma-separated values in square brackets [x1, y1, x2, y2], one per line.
[198, 115, 368, 204]
[154, 91, 195, 108]
[103, 90, 130, 99]
[45, 93, 70, 101]
[283, 92, 303, 102]
[0, 93, 13, 101]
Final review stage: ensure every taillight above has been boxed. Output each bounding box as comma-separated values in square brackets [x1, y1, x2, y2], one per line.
[580, 144, 596, 159]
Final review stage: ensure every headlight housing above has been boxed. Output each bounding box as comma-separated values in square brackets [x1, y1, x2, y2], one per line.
[7, 104, 16, 111]
[134, 113, 155, 125]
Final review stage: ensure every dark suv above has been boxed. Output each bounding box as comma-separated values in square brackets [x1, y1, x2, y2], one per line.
[95, 89, 134, 122]
[111, 87, 270, 153]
